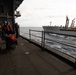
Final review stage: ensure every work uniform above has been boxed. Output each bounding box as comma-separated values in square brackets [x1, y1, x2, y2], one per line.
[2, 21, 13, 49]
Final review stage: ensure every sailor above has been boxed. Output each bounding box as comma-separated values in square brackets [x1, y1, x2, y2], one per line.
[15, 23, 19, 38]
[2, 21, 14, 49]
[2, 21, 13, 35]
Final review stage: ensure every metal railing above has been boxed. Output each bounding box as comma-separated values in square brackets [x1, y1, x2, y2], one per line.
[21, 29, 76, 48]
[20, 29, 76, 63]
[29, 29, 43, 45]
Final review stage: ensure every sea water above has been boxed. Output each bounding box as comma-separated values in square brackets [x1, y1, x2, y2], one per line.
[20, 27, 76, 57]
[20, 27, 43, 42]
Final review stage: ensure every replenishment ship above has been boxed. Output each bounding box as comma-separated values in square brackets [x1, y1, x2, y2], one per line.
[43, 16, 76, 36]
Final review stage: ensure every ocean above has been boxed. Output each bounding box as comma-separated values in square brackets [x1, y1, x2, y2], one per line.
[20, 27, 76, 57]
[20, 27, 43, 33]
[20, 27, 43, 41]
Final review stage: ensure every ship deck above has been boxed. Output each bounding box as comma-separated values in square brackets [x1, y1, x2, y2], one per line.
[0, 36, 76, 75]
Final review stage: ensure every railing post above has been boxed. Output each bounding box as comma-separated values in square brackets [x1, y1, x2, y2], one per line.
[74, 59, 76, 68]
[41, 31, 45, 50]
[44, 31, 45, 47]
[29, 29, 31, 41]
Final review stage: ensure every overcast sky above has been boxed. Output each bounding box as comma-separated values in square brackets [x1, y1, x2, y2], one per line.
[16, 0, 76, 27]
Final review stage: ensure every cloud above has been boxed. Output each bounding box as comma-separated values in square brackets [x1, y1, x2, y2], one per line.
[16, 0, 76, 27]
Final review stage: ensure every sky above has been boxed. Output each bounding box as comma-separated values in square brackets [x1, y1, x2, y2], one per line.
[16, 0, 76, 27]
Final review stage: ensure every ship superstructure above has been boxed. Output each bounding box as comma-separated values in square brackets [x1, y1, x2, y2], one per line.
[0, 0, 23, 31]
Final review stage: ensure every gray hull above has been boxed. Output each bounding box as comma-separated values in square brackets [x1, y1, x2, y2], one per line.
[43, 26, 76, 37]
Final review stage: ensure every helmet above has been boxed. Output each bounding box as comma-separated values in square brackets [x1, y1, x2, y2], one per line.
[3, 21, 8, 25]
[8, 22, 10, 24]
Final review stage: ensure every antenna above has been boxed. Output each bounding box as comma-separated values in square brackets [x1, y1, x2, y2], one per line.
[15, 11, 21, 18]
[50, 22, 52, 26]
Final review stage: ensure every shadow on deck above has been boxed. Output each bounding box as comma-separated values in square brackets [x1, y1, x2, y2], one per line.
[0, 37, 76, 75]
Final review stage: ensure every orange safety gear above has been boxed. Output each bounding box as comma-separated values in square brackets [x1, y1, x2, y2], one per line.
[7, 34, 16, 42]
[6, 24, 12, 31]
[2, 23, 13, 35]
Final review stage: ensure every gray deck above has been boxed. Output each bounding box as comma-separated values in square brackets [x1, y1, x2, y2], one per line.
[0, 37, 76, 75]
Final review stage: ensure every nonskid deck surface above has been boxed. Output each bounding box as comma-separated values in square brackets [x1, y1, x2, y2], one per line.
[0, 37, 76, 75]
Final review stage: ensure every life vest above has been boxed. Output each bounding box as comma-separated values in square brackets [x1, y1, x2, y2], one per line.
[3, 24, 12, 31]
[7, 34, 16, 42]
[3, 24, 13, 34]
[6, 24, 12, 31]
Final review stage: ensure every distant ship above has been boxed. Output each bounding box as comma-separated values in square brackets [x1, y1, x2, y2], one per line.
[43, 16, 76, 37]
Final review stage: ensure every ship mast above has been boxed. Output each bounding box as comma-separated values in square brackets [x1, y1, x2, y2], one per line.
[65, 16, 69, 28]
[70, 18, 75, 28]
[50, 22, 52, 26]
